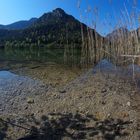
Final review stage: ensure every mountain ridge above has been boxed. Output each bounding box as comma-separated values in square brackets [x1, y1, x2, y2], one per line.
[0, 8, 102, 49]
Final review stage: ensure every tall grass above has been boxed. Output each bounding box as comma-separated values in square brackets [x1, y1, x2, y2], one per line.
[78, 0, 140, 68]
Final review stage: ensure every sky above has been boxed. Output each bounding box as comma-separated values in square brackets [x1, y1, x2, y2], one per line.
[0, 0, 140, 35]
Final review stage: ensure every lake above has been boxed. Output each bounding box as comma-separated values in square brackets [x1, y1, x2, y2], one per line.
[0, 47, 140, 86]
[0, 47, 81, 65]
[0, 47, 82, 87]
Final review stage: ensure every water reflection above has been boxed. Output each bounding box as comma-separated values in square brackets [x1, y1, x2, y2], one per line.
[0, 47, 81, 66]
[93, 59, 140, 78]
[93, 59, 117, 73]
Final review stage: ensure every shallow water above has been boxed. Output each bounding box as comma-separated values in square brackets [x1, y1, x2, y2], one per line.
[0, 70, 46, 95]
[0, 47, 82, 89]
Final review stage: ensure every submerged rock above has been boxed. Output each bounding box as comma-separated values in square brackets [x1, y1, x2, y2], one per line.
[27, 98, 34, 104]
[101, 88, 107, 93]
[126, 101, 131, 107]
[59, 89, 66, 93]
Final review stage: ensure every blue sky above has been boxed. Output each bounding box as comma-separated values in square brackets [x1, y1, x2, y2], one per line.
[0, 0, 140, 35]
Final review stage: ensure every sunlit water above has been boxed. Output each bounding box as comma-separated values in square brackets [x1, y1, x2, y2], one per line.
[0, 71, 17, 79]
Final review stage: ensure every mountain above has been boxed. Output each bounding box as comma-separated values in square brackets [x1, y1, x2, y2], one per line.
[34, 8, 78, 27]
[106, 27, 130, 40]
[0, 8, 102, 48]
[0, 18, 37, 30]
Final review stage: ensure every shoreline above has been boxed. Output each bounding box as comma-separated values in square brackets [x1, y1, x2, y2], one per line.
[0, 66, 140, 139]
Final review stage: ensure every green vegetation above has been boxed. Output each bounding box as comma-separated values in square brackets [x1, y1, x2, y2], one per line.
[0, 8, 88, 49]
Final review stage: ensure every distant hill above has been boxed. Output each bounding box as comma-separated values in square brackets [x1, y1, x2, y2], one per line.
[0, 18, 37, 30]
[106, 27, 130, 40]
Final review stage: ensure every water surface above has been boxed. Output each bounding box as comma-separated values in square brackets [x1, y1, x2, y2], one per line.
[0, 47, 81, 65]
